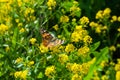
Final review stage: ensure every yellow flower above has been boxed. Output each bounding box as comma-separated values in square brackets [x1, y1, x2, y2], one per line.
[29, 38, 36, 44]
[118, 16, 120, 22]
[28, 61, 34, 66]
[78, 46, 90, 57]
[14, 70, 28, 80]
[39, 43, 48, 53]
[79, 16, 89, 25]
[47, 0, 56, 10]
[45, 65, 56, 78]
[15, 57, 23, 63]
[18, 23, 23, 27]
[101, 75, 109, 80]
[115, 64, 120, 71]
[71, 74, 82, 80]
[83, 35, 92, 45]
[96, 10, 103, 19]
[65, 44, 75, 53]
[71, 63, 80, 73]
[53, 24, 58, 31]
[19, 28, 25, 33]
[111, 15, 117, 22]
[117, 28, 120, 32]
[0, 24, 8, 34]
[116, 71, 120, 80]
[15, 19, 19, 23]
[60, 15, 69, 23]
[58, 54, 68, 64]
[109, 45, 116, 52]
[103, 8, 111, 17]
[5, 46, 10, 52]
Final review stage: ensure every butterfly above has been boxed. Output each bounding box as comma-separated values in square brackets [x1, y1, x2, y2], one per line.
[40, 28, 64, 48]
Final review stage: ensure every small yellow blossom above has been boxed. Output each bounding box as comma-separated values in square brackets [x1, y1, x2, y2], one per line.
[65, 44, 75, 53]
[47, 0, 56, 10]
[18, 23, 23, 27]
[45, 65, 56, 78]
[109, 45, 116, 52]
[39, 43, 48, 53]
[15, 57, 23, 63]
[53, 24, 58, 31]
[117, 28, 120, 32]
[78, 46, 90, 57]
[60, 15, 69, 23]
[19, 28, 25, 33]
[101, 75, 109, 80]
[72, 18, 76, 22]
[115, 64, 120, 71]
[118, 16, 120, 22]
[116, 71, 120, 80]
[103, 8, 111, 17]
[71, 74, 82, 80]
[58, 54, 68, 64]
[29, 38, 36, 44]
[79, 16, 89, 25]
[71, 63, 80, 73]
[83, 35, 92, 45]
[96, 10, 103, 19]
[111, 15, 117, 22]
[28, 61, 34, 66]
[15, 19, 19, 23]
[0, 24, 8, 34]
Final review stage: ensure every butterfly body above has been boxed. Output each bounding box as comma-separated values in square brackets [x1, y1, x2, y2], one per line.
[40, 28, 64, 48]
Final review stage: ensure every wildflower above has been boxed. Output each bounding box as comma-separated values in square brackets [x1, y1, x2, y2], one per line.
[14, 70, 28, 80]
[103, 8, 111, 17]
[15, 19, 19, 23]
[70, 63, 80, 73]
[111, 15, 117, 22]
[19, 28, 25, 33]
[60, 15, 69, 23]
[45, 65, 56, 78]
[71, 74, 82, 80]
[109, 45, 116, 52]
[83, 35, 92, 45]
[29, 38, 36, 45]
[78, 46, 90, 57]
[115, 64, 120, 71]
[47, 0, 56, 10]
[118, 16, 120, 22]
[0, 24, 8, 34]
[15, 57, 23, 63]
[116, 71, 120, 80]
[65, 44, 75, 53]
[39, 43, 48, 53]
[79, 16, 89, 25]
[101, 75, 109, 80]
[117, 28, 120, 32]
[58, 54, 68, 64]
[96, 10, 103, 19]
[17, 0, 22, 7]
[28, 61, 34, 66]
[53, 24, 58, 31]
[18, 23, 23, 27]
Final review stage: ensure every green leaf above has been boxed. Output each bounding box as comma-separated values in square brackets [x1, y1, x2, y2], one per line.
[84, 47, 109, 80]
[90, 41, 100, 52]
[37, 72, 44, 78]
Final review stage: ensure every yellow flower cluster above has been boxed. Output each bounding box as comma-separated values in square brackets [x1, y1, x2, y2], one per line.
[45, 65, 56, 78]
[0, 24, 9, 34]
[115, 59, 120, 80]
[65, 44, 75, 53]
[58, 54, 69, 64]
[71, 73, 82, 80]
[78, 46, 90, 57]
[47, 0, 56, 10]
[15, 57, 23, 63]
[29, 38, 37, 45]
[39, 43, 48, 53]
[109, 45, 116, 52]
[96, 8, 111, 19]
[60, 15, 69, 23]
[71, 25, 91, 44]
[79, 16, 89, 25]
[89, 22, 108, 33]
[14, 70, 28, 80]
[111, 16, 120, 22]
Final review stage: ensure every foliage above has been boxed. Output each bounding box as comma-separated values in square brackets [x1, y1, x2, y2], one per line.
[0, 0, 120, 80]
